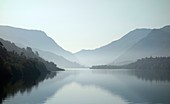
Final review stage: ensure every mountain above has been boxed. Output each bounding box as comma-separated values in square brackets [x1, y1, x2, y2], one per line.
[0, 38, 64, 72]
[0, 26, 77, 62]
[33, 48, 84, 68]
[0, 40, 48, 84]
[13, 43, 83, 68]
[75, 29, 151, 66]
[1, 25, 169, 67]
[16, 43, 84, 68]
[0, 26, 84, 68]
[113, 25, 170, 65]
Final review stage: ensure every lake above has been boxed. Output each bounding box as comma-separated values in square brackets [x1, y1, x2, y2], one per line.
[1, 69, 170, 104]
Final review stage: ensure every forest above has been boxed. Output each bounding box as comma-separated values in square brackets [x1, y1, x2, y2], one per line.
[0, 41, 63, 104]
[91, 57, 170, 70]
[0, 41, 63, 84]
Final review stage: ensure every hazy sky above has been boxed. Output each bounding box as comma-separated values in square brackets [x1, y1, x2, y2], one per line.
[0, 0, 170, 53]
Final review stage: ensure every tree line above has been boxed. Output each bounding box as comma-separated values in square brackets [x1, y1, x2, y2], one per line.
[91, 57, 170, 70]
[0, 41, 63, 84]
[0, 42, 46, 82]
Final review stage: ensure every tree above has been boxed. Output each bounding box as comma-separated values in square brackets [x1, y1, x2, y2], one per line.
[35, 51, 39, 57]
[0, 42, 3, 46]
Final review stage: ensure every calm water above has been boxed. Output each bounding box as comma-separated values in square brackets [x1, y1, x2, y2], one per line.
[2, 69, 170, 104]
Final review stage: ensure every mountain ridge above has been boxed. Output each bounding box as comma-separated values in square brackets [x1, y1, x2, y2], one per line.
[1, 25, 170, 67]
[112, 26, 170, 65]
[74, 28, 152, 66]
[0, 25, 77, 62]
[12, 39, 83, 68]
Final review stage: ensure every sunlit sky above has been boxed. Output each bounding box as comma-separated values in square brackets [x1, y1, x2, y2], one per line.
[0, 0, 170, 53]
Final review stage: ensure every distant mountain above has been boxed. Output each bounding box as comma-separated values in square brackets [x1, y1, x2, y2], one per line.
[75, 29, 151, 66]
[0, 26, 77, 62]
[14, 42, 83, 68]
[33, 48, 84, 68]
[113, 26, 170, 65]
[91, 57, 170, 70]
[2, 25, 169, 67]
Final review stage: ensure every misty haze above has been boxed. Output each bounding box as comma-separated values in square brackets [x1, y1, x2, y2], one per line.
[0, 0, 170, 104]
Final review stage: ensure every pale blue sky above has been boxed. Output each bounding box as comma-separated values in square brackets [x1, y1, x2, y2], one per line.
[0, 0, 170, 53]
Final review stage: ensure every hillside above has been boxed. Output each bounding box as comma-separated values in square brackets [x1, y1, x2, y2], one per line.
[0, 26, 77, 63]
[75, 29, 151, 66]
[33, 48, 84, 68]
[0, 38, 64, 71]
[75, 25, 170, 66]
[113, 26, 170, 65]
[0, 41, 47, 83]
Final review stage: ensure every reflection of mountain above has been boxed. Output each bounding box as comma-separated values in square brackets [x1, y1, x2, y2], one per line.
[2, 70, 170, 104]
[73, 70, 170, 104]
[0, 70, 56, 104]
[129, 70, 170, 82]
[62, 70, 170, 104]
[63, 70, 170, 104]
[0, 38, 64, 104]
[0, 26, 82, 68]
[1, 71, 72, 104]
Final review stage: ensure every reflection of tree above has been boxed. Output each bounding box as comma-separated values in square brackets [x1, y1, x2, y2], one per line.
[0, 40, 64, 104]
[129, 70, 170, 82]
[91, 69, 170, 82]
[0, 72, 57, 104]
[77, 70, 170, 104]
[46, 72, 57, 79]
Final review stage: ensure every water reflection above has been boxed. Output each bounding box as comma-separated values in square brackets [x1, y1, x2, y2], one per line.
[0, 72, 57, 104]
[1, 69, 170, 104]
[130, 69, 170, 82]
[45, 82, 128, 104]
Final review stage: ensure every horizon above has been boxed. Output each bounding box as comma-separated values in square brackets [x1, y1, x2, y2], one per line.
[1, 0, 170, 52]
